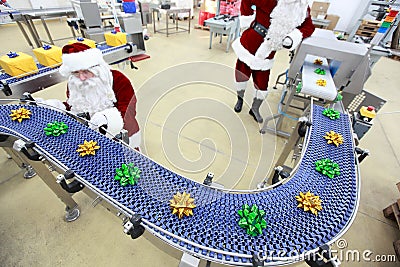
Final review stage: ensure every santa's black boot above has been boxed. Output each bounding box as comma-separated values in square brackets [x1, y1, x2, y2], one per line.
[249, 98, 264, 123]
[234, 90, 245, 113]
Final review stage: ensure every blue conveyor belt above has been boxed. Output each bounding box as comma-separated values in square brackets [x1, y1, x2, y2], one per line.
[0, 44, 129, 85]
[0, 104, 358, 265]
[0, 63, 50, 83]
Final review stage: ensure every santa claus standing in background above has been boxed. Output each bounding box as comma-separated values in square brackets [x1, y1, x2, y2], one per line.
[46, 42, 141, 150]
[232, 0, 315, 123]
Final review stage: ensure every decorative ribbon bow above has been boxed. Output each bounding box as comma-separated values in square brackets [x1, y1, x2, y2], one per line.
[335, 93, 343, 102]
[324, 130, 343, 147]
[7, 52, 18, 58]
[111, 30, 117, 34]
[296, 191, 322, 215]
[42, 44, 52, 50]
[77, 140, 100, 156]
[314, 68, 326, 75]
[296, 81, 302, 93]
[114, 163, 141, 186]
[9, 107, 31, 122]
[238, 204, 267, 236]
[316, 79, 327, 87]
[77, 37, 84, 41]
[322, 108, 340, 120]
[170, 192, 196, 219]
[314, 58, 323, 65]
[44, 121, 68, 136]
[315, 158, 340, 179]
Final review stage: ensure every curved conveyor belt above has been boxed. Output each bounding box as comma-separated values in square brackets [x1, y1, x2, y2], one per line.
[0, 104, 359, 266]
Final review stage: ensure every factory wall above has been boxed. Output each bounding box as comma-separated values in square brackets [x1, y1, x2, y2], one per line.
[326, 0, 369, 33]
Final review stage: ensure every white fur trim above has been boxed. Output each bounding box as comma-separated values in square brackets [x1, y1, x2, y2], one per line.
[97, 107, 123, 136]
[250, 57, 275, 71]
[59, 48, 105, 77]
[232, 39, 275, 71]
[235, 81, 247, 91]
[239, 14, 255, 30]
[286, 29, 303, 50]
[253, 88, 268, 100]
[128, 130, 141, 149]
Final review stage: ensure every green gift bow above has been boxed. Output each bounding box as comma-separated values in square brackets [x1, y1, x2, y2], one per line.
[114, 163, 141, 186]
[314, 68, 326, 75]
[334, 92, 343, 103]
[238, 204, 267, 236]
[315, 158, 340, 179]
[44, 121, 68, 136]
[322, 108, 340, 120]
[296, 82, 303, 93]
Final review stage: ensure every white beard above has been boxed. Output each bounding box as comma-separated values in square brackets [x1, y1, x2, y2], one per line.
[255, 0, 309, 59]
[268, 0, 309, 48]
[67, 65, 116, 116]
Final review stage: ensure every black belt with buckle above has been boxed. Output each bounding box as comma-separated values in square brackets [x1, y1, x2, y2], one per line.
[251, 21, 268, 38]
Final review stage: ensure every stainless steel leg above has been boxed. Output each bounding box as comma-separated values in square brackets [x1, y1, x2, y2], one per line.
[226, 30, 231, 53]
[29, 17, 43, 47]
[22, 15, 41, 47]
[153, 10, 156, 33]
[273, 122, 302, 170]
[166, 12, 169, 37]
[15, 21, 34, 49]
[277, 79, 297, 128]
[27, 158, 78, 213]
[188, 10, 191, 33]
[3, 147, 25, 168]
[41, 17, 54, 45]
[3, 147, 37, 179]
[209, 30, 213, 49]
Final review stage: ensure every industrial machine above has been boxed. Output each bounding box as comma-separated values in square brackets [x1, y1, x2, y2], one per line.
[70, 0, 146, 49]
[71, 0, 107, 43]
[261, 29, 386, 138]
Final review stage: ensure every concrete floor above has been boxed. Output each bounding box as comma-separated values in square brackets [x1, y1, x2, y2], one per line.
[1, 11, 400, 267]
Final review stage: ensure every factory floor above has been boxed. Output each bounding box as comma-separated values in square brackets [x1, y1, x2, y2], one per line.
[1, 12, 400, 267]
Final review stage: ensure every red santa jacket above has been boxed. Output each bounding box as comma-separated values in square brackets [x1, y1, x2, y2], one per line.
[65, 69, 140, 136]
[232, 0, 315, 70]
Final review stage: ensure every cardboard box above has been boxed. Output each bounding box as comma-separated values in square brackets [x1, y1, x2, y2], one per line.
[325, 14, 340, 31]
[203, 0, 217, 14]
[311, 1, 330, 19]
[33, 45, 62, 67]
[68, 38, 96, 48]
[104, 31, 127, 47]
[0, 52, 38, 77]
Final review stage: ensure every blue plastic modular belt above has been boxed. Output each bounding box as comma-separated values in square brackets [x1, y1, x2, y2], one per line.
[0, 44, 131, 85]
[97, 43, 133, 54]
[0, 64, 51, 84]
[0, 104, 358, 265]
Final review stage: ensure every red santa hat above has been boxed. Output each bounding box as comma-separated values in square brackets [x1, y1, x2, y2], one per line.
[59, 43, 106, 77]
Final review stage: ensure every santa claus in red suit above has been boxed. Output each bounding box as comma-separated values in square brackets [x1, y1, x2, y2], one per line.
[232, 0, 315, 123]
[46, 43, 141, 150]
